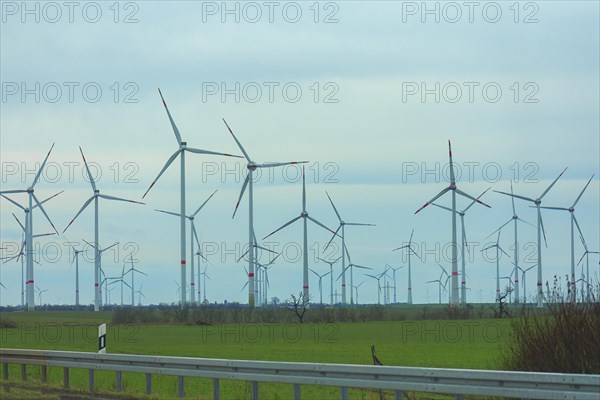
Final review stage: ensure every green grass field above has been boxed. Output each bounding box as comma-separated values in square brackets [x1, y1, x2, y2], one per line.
[0, 311, 512, 399]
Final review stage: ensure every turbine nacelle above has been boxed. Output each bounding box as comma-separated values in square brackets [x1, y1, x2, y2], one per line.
[247, 163, 258, 171]
[301, 211, 308, 218]
[449, 183, 456, 190]
[180, 141, 187, 149]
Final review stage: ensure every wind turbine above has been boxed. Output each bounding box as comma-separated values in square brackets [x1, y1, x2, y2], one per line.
[518, 264, 536, 304]
[264, 166, 337, 304]
[108, 264, 132, 306]
[155, 189, 218, 304]
[36, 285, 48, 305]
[135, 283, 145, 306]
[487, 182, 534, 304]
[577, 235, 599, 302]
[256, 253, 281, 306]
[200, 265, 210, 303]
[337, 245, 373, 303]
[482, 230, 511, 302]
[174, 281, 181, 298]
[392, 230, 422, 304]
[426, 278, 445, 304]
[237, 229, 278, 306]
[317, 256, 341, 305]
[438, 264, 451, 304]
[1, 144, 60, 311]
[494, 167, 567, 307]
[309, 268, 331, 304]
[365, 273, 383, 304]
[352, 282, 365, 305]
[386, 264, 404, 304]
[223, 119, 307, 309]
[124, 255, 147, 306]
[414, 141, 491, 306]
[539, 174, 594, 303]
[64, 147, 144, 311]
[141, 90, 241, 306]
[6, 211, 54, 307]
[432, 188, 490, 305]
[195, 248, 208, 302]
[324, 191, 374, 304]
[82, 239, 118, 307]
[67, 243, 86, 307]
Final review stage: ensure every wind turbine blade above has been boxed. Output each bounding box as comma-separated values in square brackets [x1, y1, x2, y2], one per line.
[351, 264, 373, 270]
[263, 216, 302, 239]
[1, 194, 26, 210]
[464, 187, 491, 212]
[344, 242, 351, 265]
[100, 242, 119, 253]
[577, 252, 586, 266]
[448, 140, 455, 184]
[193, 189, 218, 217]
[82, 239, 96, 249]
[99, 194, 144, 205]
[493, 190, 535, 203]
[32, 143, 55, 188]
[455, 188, 491, 208]
[485, 218, 512, 239]
[498, 246, 511, 258]
[158, 89, 183, 144]
[255, 245, 277, 255]
[35, 190, 64, 208]
[516, 217, 535, 228]
[539, 206, 569, 211]
[302, 166, 306, 212]
[265, 253, 281, 266]
[12, 213, 26, 232]
[79, 147, 97, 192]
[307, 216, 336, 235]
[259, 161, 308, 168]
[232, 173, 250, 219]
[222, 118, 251, 162]
[186, 146, 243, 158]
[155, 209, 181, 217]
[322, 271, 332, 277]
[415, 187, 450, 214]
[237, 249, 250, 263]
[309, 268, 319, 276]
[136, 269, 148, 276]
[409, 247, 422, 261]
[325, 191, 342, 222]
[510, 182, 516, 215]
[142, 149, 181, 199]
[431, 203, 454, 213]
[538, 212, 548, 248]
[33, 233, 55, 238]
[539, 167, 567, 200]
[391, 245, 409, 252]
[241, 281, 249, 292]
[344, 222, 375, 226]
[192, 222, 201, 249]
[32, 193, 59, 234]
[572, 215, 585, 247]
[323, 224, 341, 251]
[572, 174, 594, 208]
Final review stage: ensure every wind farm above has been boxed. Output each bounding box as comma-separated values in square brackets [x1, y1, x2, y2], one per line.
[1, 4, 599, 398]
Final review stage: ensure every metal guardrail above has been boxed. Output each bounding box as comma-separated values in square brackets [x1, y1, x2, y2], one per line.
[1, 348, 599, 399]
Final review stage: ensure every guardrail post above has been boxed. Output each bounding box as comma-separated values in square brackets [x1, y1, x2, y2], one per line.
[251, 381, 259, 400]
[115, 371, 122, 392]
[63, 367, 69, 388]
[41, 366, 47, 383]
[88, 368, 95, 391]
[178, 376, 185, 398]
[2, 363, 9, 393]
[293, 383, 301, 400]
[213, 378, 220, 400]
[145, 373, 152, 395]
[340, 386, 349, 400]
[455, 395, 464, 400]
[20, 365, 26, 381]
[395, 390, 404, 400]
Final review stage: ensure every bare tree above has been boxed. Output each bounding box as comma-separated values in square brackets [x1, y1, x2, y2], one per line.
[287, 292, 310, 323]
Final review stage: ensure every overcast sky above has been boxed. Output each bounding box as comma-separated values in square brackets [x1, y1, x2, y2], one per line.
[1, 1, 599, 306]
